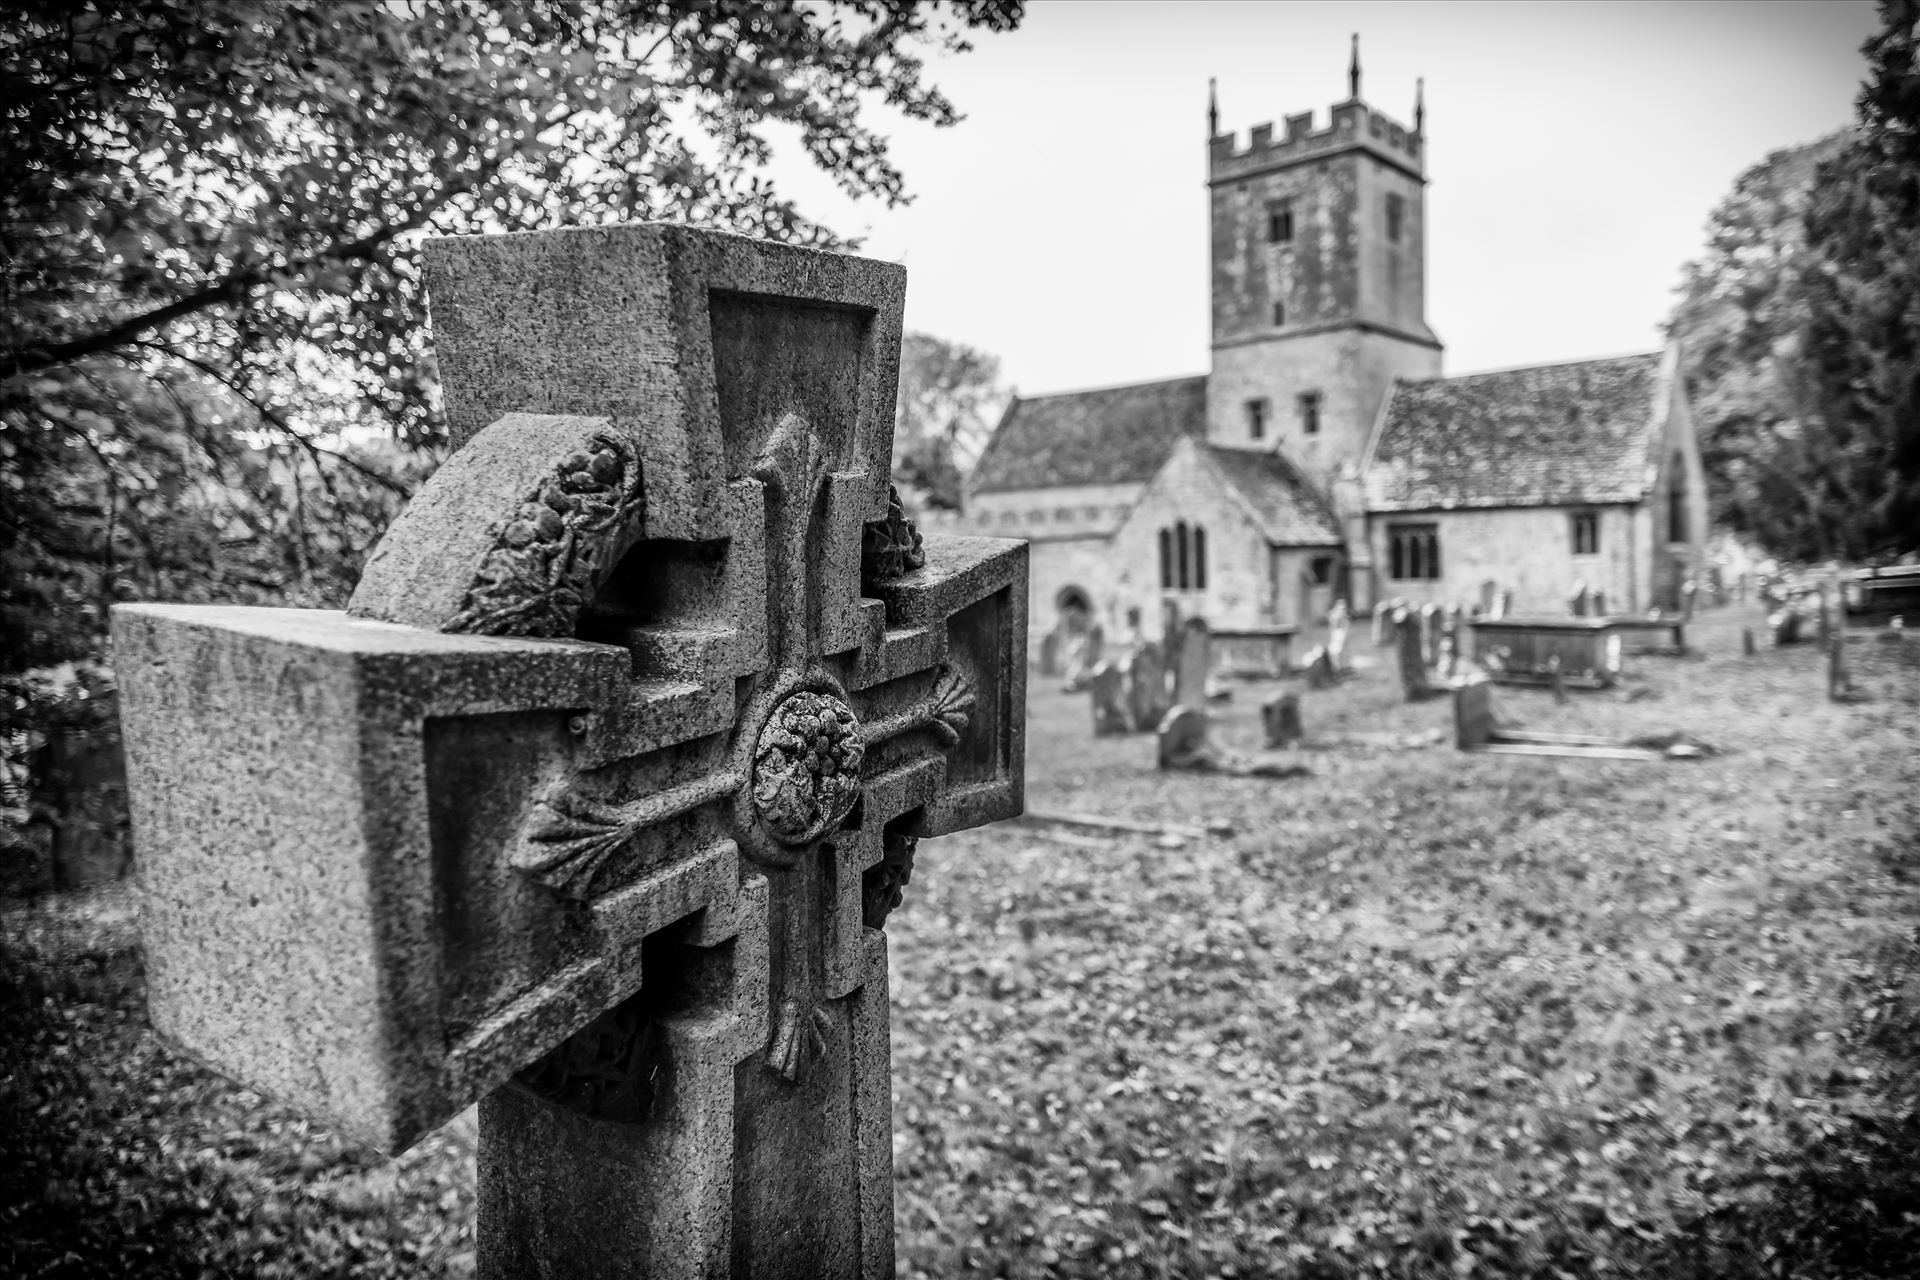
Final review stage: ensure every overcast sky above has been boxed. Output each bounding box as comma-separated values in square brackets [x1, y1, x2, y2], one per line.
[768, 0, 1878, 396]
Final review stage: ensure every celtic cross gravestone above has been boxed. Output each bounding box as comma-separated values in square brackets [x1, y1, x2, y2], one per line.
[112, 225, 1027, 1278]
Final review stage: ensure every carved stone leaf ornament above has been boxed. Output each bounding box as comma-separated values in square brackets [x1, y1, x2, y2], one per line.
[448, 434, 644, 637]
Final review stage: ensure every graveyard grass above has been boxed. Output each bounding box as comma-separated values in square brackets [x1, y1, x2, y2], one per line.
[3, 606, 1918, 1278]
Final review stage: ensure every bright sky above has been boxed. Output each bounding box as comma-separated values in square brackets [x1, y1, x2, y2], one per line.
[770, 0, 1878, 396]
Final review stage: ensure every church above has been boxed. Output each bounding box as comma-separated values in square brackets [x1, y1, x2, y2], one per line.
[929, 48, 1709, 660]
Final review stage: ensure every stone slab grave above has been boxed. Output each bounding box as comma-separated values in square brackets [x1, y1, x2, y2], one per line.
[1470, 616, 1623, 689]
[111, 224, 1028, 1279]
[1453, 677, 1708, 761]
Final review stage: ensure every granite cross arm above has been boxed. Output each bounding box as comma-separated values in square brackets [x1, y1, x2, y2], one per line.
[112, 224, 1027, 1279]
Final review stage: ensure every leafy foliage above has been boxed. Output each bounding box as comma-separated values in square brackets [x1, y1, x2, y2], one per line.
[0, 0, 1021, 827]
[893, 330, 1007, 510]
[1668, 0, 1919, 563]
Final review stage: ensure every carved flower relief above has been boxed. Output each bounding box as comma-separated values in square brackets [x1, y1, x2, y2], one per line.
[448, 437, 641, 637]
[751, 691, 865, 845]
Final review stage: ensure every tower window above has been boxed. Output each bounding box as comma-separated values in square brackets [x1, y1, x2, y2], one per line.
[1388, 523, 1441, 580]
[1267, 200, 1294, 243]
[1571, 510, 1600, 555]
[1386, 193, 1405, 244]
[1245, 398, 1267, 440]
[1298, 390, 1322, 436]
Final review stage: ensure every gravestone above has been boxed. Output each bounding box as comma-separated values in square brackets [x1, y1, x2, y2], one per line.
[1326, 599, 1351, 670]
[1742, 627, 1758, 657]
[1395, 605, 1436, 701]
[1372, 599, 1395, 647]
[1088, 659, 1129, 736]
[1420, 602, 1444, 667]
[112, 225, 1028, 1280]
[1123, 642, 1169, 732]
[1590, 588, 1607, 618]
[1156, 704, 1209, 769]
[1493, 587, 1513, 620]
[1173, 617, 1211, 706]
[1439, 604, 1464, 679]
[1301, 645, 1336, 689]
[1681, 579, 1699, 621]
[1038, 629, 1060, 677]
[1261, 692, 1303, 748]
[1569, 581, 1591, 617]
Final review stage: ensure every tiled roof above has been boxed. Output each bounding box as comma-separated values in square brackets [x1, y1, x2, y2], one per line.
[969, 375, 1207, 494]
[1365, 353, 1663, 511]
[1201, 445, 1343, 544]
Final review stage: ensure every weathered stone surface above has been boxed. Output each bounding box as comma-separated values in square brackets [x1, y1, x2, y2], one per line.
[1123, 642, 1169, 732]
[1261, 692, 1303, 748]
[113, 223, 1029, 1279]
[1156, 704, 1209, 768]
[1088, 660, 1128, 736]
[1394, 606, 1435, 701]
[1173, 618, 1210, 707]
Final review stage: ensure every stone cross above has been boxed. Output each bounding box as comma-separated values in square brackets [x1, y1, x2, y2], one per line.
[112, 225, 1027, 1279]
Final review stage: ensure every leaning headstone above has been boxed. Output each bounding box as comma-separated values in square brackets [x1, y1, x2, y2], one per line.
[1302, 645, 1336, 689]
[1174, 617, 1211, 707]
[111, 225, 1028, 1279]
[1156, 704, 1210, 769]
[1372, 599, 1394, 646]
[1089, 659, 1128, 736]
[1123, 641, 1168, 732]
[1261, 692, 1303, 748]
[1828, 630, 1853, 702]
[1395, 606, 1435, 701]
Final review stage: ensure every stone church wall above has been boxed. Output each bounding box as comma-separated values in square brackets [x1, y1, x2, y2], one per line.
[1114, 442, 1321, 636]
[1365, 503, 1648, 615]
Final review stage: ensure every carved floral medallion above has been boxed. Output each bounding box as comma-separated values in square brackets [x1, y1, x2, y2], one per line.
[751, 690, 865, 845]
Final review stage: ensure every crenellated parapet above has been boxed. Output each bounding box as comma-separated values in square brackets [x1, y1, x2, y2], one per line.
[1209, 100, 1423, 184]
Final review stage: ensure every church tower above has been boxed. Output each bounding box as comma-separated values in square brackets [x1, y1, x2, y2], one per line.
[1205, 43, 1442, 486]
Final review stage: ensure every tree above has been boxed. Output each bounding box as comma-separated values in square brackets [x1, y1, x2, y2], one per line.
[1668, 0, 1919, 563]
[0, 0, 1022, 845]
[0, 0, 1020, 662]
[892, 330, 1007, 510]
[1796, 0, 1920, 560]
